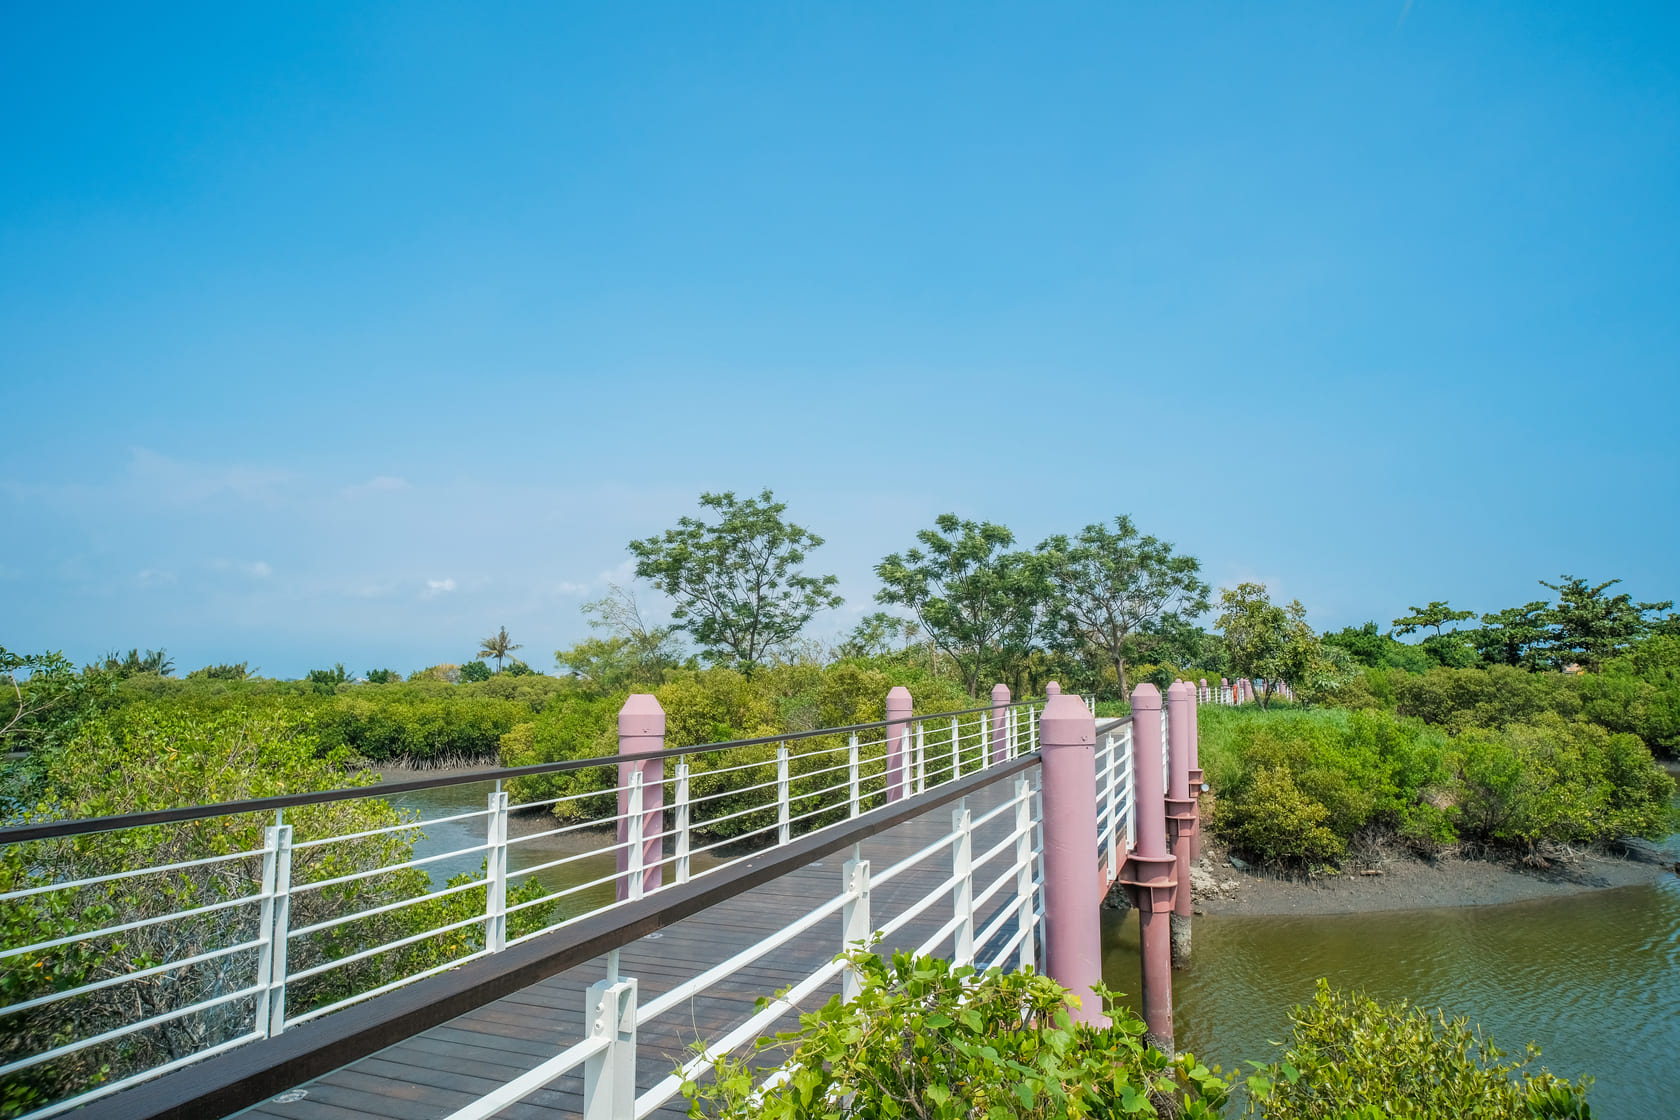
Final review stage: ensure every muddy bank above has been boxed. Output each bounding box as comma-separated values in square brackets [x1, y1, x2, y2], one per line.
[1158, 841, 1677, 917]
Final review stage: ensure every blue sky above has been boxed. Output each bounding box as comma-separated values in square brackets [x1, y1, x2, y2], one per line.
[3, 2, 1677, 678]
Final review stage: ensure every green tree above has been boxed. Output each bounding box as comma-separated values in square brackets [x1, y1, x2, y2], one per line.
[305, 663, 349, 691]
[1391, 601, 1476, 638]
[629, 490, 841, 675]
[459, 659, 493, 683]
[1539, 575, 1672, 673]
[1037, 516, 1210, 698]
[477, 626, 522, 672]
[1474, 601, 1552, 669]
[0, 648, 108, 753]
[836, 611, 921, 660]
[558, 583, 683, 688]
[98, 648, 174, 678]
[875, 515, 1045, 697]
[1214, 583, 1294, 708]
[184, 661, 251, 681]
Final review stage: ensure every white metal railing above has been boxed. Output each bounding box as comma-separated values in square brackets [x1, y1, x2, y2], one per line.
[0, 699, 1044, 1120]
[437, 774, 1046, 1120]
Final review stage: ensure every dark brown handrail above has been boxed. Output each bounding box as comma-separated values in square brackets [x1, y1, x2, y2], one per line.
[69, 752, 1042, 1120]
[0, 698, 1049, 845]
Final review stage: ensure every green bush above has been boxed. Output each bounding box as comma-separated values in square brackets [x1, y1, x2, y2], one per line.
[683, 949, 1229, 1119]
[1242, 979, 1592, 1119]
[1215, 766, 1346, 865]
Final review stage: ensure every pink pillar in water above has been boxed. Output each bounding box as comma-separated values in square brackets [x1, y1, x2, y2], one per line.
[617, 694, 666, 900]
[1038, 681, 1105, 1026]
[885, 686, 911, 802]
[991, 683, 1011, 764]
[1121, 683, 1175, 1051]
[1187, 682, 1204, 863]
[1166, 682, 1197, 967]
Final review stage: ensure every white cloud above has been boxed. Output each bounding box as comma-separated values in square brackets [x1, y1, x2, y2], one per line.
[423, 578, 457, 598]
[245, 561, 273, 578]
[134, 568, 177, 588]
[554, 580, 590, 596]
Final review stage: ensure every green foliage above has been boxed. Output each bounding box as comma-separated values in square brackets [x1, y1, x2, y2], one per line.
[460, 659, 493, 683]
[0, 703, 553, 1114]
[1322, 623, 1435, 674]
[1393, 665, 1581, 734]
[1474, 602, 1552, 669]
[1, 647, 110, 754]
[1391, 601, 1477, 639]
[1037, 515, 1211, 700]
[1214, 585, 1337, 707]
[96, 648, 174, 679]
[683, 949, 1229, 1120]
[876, 514, 1044, 697]
[1577, 635, 1680, 755]
[1242, 980, 1592, 1119]
[630, 489, 842, 674]
[365, 668, 402, 684]
[306, 662, 349, 691]
[185, 661, 251, 681]
[1540, 575, 1671, 673]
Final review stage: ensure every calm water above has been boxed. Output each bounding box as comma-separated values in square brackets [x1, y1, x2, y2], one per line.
[1102, 823, 1680, 1118]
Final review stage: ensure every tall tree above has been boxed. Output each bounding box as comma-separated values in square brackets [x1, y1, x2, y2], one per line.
[875, 515, 1044, 697]
[1214, 582, 1296, 708]
[629, 489, 841, 675]
[478, 626, 523, 672]
[1037, 516, 1210, 697]
[1390, 601, 1476, 638]
[556, 583, 684, 688]
[1474, 602, 1552, 668]
[1539, 575, 1672, 672]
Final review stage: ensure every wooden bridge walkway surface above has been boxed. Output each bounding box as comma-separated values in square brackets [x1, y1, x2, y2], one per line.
[237, 767, 1047, 1120]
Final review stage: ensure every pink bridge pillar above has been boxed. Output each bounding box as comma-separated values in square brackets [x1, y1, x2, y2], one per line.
[1220, 677, 1230, 705]
[885, 686, 911, 803]
[617, 694, 666, 900]
[1038, 681, 1105, 1026]
[1166, 682, 1197, 968]
[991, 683, 1011, 764]
[1119, 683, 1175, 1051]
[1187, 681, 1204, 864]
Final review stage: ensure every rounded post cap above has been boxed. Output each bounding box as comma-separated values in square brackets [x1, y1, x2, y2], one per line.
[619, 693, 665, 736]
[1130, 682, 1162, 711]
[885, 685, 913, 716]
[1220, 677, 1229, 686]
[991, 682, 1011, 702]
[1039, 688, 1094, 746]
[1167, 680, 1192, 702]
[1200, 678, 1208, 687]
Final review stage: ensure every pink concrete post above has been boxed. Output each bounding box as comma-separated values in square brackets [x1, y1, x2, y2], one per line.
[990, 683, 1011, 764]
[1199, 677, 1208, 704]
[1187, 682, 1204, 864]
[885, 686, 912, 803]
[1037, 681, 1105, 1026]
[1166, 681, 1197, 967]
[617, 694, 666, 900]
[1119, 683, 1174, 1051]
[1220, 677, 1230, 705]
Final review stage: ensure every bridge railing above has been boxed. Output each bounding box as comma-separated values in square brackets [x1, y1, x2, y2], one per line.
[0, 697, 1046, 1120]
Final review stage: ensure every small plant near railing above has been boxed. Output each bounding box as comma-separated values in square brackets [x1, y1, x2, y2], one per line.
[681, 948, 1229, 1119]
[1239, 979, 1593, 1119]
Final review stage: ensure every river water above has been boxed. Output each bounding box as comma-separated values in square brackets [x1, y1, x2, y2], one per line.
[381, 771, 1679, 1118]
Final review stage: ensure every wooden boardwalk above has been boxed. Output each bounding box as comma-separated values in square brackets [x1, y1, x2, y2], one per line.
[239, 767, 1044, 1120]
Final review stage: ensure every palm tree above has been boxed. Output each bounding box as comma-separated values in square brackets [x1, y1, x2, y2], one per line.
[478, 627, 522, 672]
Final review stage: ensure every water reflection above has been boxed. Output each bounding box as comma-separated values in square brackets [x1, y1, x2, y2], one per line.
[1102, 872, 1680, 1119]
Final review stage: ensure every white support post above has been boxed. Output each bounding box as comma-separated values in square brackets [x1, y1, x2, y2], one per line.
[841, 857, 872, 1001]
[848, 733, 860, 818]
[255, 818, 293, 1037]
[952, 799, 974, 966]
[627, 771, 645, 902]
[486, 785, 510, 953]
[674, 761, 691, 884]
[915, 722, 926, 794]
[899, 727, 913, 799]
[1014, 777, 1036, 972]
[1029, 705, 1038, 753]
[581, 976, 638, 1120]
[980, 708, 991, 770]
[949, 717, 960, 780]
[1123, 726, 1137, 850]
[776, 744, 791, 845]
[1008, 706, 1018, 759]
[1103, 733, 1118, 878]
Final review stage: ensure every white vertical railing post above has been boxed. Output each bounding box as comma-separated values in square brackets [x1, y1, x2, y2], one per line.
[949, 717, 960, 780]
[915, 722, 926, 794]
[674, 761, 690, 884]
[848, 733, 860, 818]
[952, 799, 974, 966]
[255, 817, 293, 1038]
[486, 785, 510, 953]
[899, 727, 913, 799]
[1123, 726, 1137, 851]
[1029, 704, 1038, 753]
[1104, 733, 1119, 879]
[980, 707, 991, 770]
[627, 771, 645, 902]
[776, 744, 791, 845]
[841, 856, 872, 1001]
[581, 976, 638, 1120]
[1014, 776, 1036, 971]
